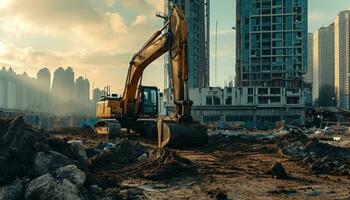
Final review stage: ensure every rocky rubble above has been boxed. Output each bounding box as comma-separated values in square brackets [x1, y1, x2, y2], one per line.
[276, 129, 350, 175]
[0, 116, 50, 185]
[0, 116, 198, 199]
[88, 139, 146, 171]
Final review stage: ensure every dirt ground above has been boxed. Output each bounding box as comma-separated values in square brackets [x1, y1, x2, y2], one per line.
[52, 129, 350, 200]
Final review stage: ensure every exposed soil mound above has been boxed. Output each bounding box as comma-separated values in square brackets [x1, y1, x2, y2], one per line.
[136, 148, 197, 180]
[0, 116, 50, 185]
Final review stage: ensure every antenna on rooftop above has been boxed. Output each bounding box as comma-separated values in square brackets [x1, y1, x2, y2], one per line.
[215, 20, 218, 86]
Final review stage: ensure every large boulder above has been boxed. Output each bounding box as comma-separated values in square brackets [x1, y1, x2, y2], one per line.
[48, 137, 88, 171]
[0, 116, 50, 185]
[0, 179, 27, 200]
[32, 151, 73, 176]
[268, 162, 288, 179]
[25, 173, 80, 200]
[55, 165, 86, 188]
[67, 140, 87, 161]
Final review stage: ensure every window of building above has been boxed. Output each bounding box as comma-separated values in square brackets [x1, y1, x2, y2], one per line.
[248, 96, 254, 103]
[272, 65, 282, 71]
[258, 96, 269, 104]
[270, 88, 281, 94]
[270, 97, 281, 103]
[225, 96, 232, 105]
[273, 0, 283, 6]
[287, 97, 300, 104]
[203, 115, 221, 123]
[213, 96, 221, 105]
[258, 88, 268, 95]
[206, 96, 212, 105]
[262, 65, 270, 71]
[248, 88, 254, 95]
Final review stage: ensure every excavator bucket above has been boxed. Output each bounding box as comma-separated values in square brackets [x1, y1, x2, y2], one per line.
[157, 118, 208, 148]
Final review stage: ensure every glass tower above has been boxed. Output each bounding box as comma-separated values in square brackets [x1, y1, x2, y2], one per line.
[164, 0, 210, 89]
[236, 0, 308, 89]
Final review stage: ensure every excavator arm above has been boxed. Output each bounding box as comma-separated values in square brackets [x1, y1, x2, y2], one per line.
[122, 27, 169, 116]
[122, 6, 190, 121]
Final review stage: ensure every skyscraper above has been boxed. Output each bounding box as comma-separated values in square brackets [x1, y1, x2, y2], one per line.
[235, 0, 308, 89]
[74, 76, 90, 115]
[37, 68, 51, 113]
[312, 24, 335, 106]
[334, 10, 350, 110]
[304, 33, 313, 84]
[93, 88, 104, 103]
[164, 0, 210, 89]
[51, 67, 75, 115]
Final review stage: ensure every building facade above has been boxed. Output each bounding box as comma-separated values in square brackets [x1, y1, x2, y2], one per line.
[165, 86, 306, 129]
[313, 24, 335, 106]
[304, 33, 313, 84]
[164, 0, 210, 106]
[334, 10, 350, 110]
[236, 0, 308, 89]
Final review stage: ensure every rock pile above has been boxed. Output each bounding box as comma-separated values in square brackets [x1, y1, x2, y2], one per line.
[276, 129, 350, 175]
[0, 116, 198, 199]
[0, 116, 147, 199]
[88, 139, 146, 171]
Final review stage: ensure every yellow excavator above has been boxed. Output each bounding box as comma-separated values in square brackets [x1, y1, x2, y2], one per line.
[95, 6, 208, 148]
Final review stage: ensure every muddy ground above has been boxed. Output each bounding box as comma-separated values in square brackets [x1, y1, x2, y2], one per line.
[1, 117, 350, 199]
[51, 129, 350, 200]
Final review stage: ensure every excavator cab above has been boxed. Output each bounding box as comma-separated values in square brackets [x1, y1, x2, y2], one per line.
[138, 86, 158, 117]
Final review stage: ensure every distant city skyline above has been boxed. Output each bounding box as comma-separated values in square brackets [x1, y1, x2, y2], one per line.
[0, 66, 98, 116]
[0, 0, 349, 93]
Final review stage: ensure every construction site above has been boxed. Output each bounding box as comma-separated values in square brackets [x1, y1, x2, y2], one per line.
[2, 1, 350, 199]
[2, 110, 350, 200]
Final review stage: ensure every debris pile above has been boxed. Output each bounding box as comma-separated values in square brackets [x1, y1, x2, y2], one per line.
[302, 140, 350, 175]
[88, 139, 146, 171]
[276, 129, 350, 175]
[135, 148, 197, 180]
[0, 117, 156, 199]
[0, 116, 199, 199]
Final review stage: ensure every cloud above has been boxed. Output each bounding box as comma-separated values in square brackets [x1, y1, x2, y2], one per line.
[146, 0, 164, 12]
[0, 0, 166, 92]
[104, 0, 115, 7]
[132, 15, 147, 26]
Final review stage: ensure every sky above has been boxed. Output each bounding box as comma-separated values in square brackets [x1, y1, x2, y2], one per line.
[0, 0, 349, 94]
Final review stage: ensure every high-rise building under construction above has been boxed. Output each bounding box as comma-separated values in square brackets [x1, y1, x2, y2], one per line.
[235, 0, 308, 89]
[164, 0, 210, 90]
